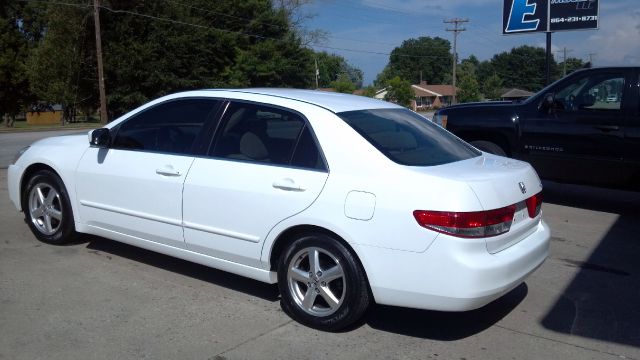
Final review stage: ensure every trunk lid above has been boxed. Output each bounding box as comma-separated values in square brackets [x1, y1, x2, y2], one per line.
[412, 154, 543, 253]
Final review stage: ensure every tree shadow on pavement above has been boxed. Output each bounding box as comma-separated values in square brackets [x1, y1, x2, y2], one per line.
[84, 236, 280, 302]
[541, 181, 640, 348]
[364, 283, 528, 339]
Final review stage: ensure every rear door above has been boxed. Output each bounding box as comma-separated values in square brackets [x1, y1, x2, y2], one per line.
[75, 98, 221, 248]
[182, 100, 329, 267]
[520, 70, 631, 186]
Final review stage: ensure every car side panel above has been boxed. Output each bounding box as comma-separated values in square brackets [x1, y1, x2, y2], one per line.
[75, 148, 194, 249]
[9, 134, 91, 216]
[182, 158, 328, 268]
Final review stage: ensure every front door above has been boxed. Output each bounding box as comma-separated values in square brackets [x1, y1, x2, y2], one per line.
[75, 98, 221, 248]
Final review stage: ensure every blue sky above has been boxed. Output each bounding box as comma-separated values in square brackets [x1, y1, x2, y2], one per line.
[300, 0, 640, 85]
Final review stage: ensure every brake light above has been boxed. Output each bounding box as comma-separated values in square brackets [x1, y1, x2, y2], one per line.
[413, 205, 517, 238]
[525, 192, 543, 218]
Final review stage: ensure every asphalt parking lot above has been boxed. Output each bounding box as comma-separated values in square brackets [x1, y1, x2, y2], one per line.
[1, 131, 639, 359]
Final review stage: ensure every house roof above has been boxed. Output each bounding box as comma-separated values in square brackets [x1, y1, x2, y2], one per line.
[501, 88, 534, 98]
[411, 85, 441, 97]
[414, 81, 457, 97]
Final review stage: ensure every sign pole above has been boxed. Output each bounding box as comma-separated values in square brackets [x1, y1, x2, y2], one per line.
[545, 31, 552, 85]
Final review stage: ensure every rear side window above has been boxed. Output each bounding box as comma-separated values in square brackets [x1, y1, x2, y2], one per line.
[339, 108, 480, 166]
[210, 101, 326, 170]
[112, 98, 219, 155]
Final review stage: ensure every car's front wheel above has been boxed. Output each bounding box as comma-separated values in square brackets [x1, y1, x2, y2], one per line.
[22, 170, 77, 244]
[277, 234, 371, 331]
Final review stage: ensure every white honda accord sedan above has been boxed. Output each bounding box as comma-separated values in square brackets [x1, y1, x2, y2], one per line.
[8, 89, 549, 330]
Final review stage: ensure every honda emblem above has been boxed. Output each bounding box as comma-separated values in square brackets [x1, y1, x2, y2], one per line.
[519, 182, 527, 194]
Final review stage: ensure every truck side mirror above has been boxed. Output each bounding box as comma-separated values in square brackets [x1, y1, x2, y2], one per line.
[579, 93, 596, 108]
[538, 93, 555, 112]
[89, 128, 111, 148]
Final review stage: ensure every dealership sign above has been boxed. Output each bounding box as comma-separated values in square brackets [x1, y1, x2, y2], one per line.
[503, 0, 599, 34]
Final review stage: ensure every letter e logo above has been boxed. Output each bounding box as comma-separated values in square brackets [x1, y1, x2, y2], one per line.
[505, 0, 540, 33]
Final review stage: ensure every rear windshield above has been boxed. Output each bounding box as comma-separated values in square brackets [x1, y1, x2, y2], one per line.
[339, 108, 480, 166]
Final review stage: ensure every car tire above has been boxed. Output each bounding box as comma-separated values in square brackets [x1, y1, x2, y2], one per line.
[471, 140, 507, 157]
[277, 234, 371, 331]
[22, 170, 77, 245]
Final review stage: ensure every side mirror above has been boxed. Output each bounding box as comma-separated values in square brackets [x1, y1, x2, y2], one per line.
[89, 128, 111, 148]
[538, 93, 555, 112]
[580, 93, 596, 108]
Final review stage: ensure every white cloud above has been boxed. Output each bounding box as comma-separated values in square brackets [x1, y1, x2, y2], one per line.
[580, 10, 640, 65]
[358, 0, 494, 15]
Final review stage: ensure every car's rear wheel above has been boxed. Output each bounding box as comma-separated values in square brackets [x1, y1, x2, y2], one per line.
[471, 140, 507, 157]
[277, 234, 370, 331]
[23, 170, 77, 245]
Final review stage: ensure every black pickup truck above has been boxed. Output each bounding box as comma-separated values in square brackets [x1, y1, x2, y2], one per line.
[433, 67, 640, 190]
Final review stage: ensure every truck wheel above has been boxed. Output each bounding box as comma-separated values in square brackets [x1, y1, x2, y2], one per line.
[277, 234, 371, 331]
[471, 140, 507, 157]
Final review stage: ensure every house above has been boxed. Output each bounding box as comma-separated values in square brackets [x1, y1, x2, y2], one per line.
[412, 81, 458, 110]
[501, 88, 534, 101]
[372, 81, 458, 109]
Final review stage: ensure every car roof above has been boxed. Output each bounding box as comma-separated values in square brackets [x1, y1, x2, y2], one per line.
[202, 88, 401, 113]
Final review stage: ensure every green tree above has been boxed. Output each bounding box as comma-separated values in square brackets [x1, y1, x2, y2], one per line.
[375, 37, 452, 86]
[482, 73, 504, 100]
[456, 61, 480, 103]
[0, 1, 43, 126]
[330, 73, 356, 93]
[361, 85, 377, 98]
[101, 0, 315, 117]
[23, 0, 319, 120]
[314, 51, 363, 89]
[26, 1, 94, 123]
[489, 45, 558, 92]
[384, 76, 413, 107]
[558, 57, 585, 76]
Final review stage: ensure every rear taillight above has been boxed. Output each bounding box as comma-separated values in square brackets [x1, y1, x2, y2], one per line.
[414, 192, 543, 238]
[525, 192, 543, 218]
[413, 205, 517, 238]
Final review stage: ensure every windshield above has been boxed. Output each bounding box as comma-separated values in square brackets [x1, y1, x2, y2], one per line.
[339, 108, 480, 166]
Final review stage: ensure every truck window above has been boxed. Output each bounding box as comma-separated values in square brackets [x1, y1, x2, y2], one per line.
[555, 74, 624, 112]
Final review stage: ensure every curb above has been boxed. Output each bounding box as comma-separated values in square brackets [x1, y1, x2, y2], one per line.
[0, 125, 99, 134]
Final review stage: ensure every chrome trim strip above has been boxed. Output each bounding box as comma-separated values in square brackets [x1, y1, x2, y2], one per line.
[182, 221, 261, 243]
[79, 200, 182, 227]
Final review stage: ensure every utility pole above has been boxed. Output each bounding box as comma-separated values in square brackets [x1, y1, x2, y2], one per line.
[93, 0, 108, 124]
[444, 18, 468, 105]
[556, 47, 573, 76]
[314, 57, 319, 89]
[587, 53, 597, 66]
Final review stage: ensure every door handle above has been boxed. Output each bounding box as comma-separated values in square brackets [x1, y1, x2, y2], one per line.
[155, 166, 181, 177]
[272, 178, 305, 192]
[594, 125, 620, 132]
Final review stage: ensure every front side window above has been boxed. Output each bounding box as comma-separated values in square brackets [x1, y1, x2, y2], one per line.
[339, 108, 480, 166]
[554, 74, 625, 111]
[210, 102, 325, 170]
[112, 98, 219, 155]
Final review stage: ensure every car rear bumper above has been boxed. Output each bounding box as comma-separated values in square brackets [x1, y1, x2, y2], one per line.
[357, 219, 550, 311]
[7, 164, 23, 211]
